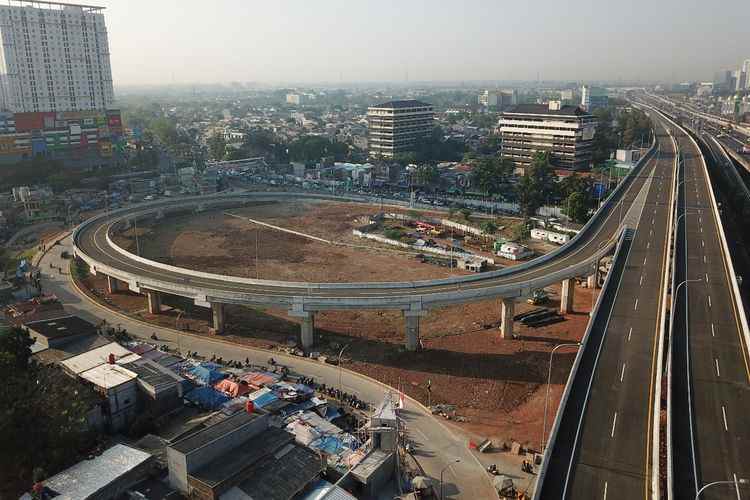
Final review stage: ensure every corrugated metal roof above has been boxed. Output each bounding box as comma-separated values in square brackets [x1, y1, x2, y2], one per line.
[42, 444, 152, 499]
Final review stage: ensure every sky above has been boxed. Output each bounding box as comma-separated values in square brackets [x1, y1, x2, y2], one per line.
[93, 0, 750, 86]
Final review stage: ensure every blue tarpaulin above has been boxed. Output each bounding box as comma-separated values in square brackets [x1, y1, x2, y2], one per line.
[184, 386, 230, 410]
[188, 364, 226, 385]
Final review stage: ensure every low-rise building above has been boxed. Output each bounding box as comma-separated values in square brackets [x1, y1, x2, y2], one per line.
[33, 443, 154, 500]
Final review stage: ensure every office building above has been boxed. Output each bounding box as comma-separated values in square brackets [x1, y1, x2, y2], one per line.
[479, 90, 500, 108]
[499, 102, 596, 171]
[367, 99, 434, 158]
[735, 70, 747, 92]
[743, 59, 750, 89]
[0, 2, 121, 165]
[581, 85, 608, 112]
[286, 93, 305, 105]
[0, 1, 114, 113]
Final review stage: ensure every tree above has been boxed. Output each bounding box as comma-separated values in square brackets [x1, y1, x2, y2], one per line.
[288, 136, 347, 163]
[414, 165, 439, 188]
[562, 191, 590, 223]
[480, 220, 498, 234]
[472, 157, 512, 195]
[207, 133, 227, 160]
[0, 327, 98, 498]
[516, 152, 555, 217]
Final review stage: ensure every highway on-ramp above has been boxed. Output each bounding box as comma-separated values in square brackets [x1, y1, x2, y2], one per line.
[72, 150, 656, 314]
[536, 116, 675, 500]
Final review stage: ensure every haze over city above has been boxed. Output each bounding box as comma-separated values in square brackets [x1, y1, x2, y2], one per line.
[2, 0, 750, 499]
[98, 0, 750, 86]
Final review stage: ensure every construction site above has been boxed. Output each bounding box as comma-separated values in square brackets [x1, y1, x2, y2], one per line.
[82, 199, 604, 454]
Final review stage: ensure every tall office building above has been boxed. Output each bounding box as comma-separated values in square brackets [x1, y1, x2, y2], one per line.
[743, 59, 750, 90]
[581, 85, 608, 112]
[367, 100, 434, 159]
[499, 102, 596, 171]
[0, 0, 114, 113]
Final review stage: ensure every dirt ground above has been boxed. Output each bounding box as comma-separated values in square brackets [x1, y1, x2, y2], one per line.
[80, 269, 596, 452]
[113, 201, 545, 282]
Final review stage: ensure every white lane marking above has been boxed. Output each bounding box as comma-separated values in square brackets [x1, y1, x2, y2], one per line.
[722, 405, 729, 431]
[603, 481, 608, 500]
[628, 327, 632, 341]
[651, 218, 654, 225]
[711, 323, 715, 337]
[611, 412, 618, 437]
[634, 299, 639, 311]
[703, 255, 706, 264]
[700, 227, 703, 233]
[708, 295, 712, 308]
[643, 256, 647, 265]
[647, 241, 650, 249]
[699, 217, 702, 224]
[650, 229, 653, 236]
[620, 363, 626, 382]
[640, 275, 643, 286]
[715, 358, 721, 377]
[702, 240, 705, 247]
[705, 273, 709, 283]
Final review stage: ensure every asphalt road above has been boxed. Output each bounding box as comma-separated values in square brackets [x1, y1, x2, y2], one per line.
[537, 119, 675, 499]
[670, 124, 750, 500]
[38, 237, 497, 500]
[74, 159, 655, 307]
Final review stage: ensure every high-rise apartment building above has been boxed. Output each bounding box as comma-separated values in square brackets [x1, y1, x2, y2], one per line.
[499, 102, 596, 171]
[0, 1, 121, 166]
[367, 100, 434, 159]
[0, 0, 114, 113]
[581, 85, 608, 112]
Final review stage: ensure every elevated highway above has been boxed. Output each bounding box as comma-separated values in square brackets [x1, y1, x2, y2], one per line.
[74, 142, 656, 350]
[535, 115, 676, 500]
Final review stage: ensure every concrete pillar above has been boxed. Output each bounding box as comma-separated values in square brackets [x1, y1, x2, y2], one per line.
[404, 309, 428, 351]
[146, 291, 162, 314]
[587, 274, 597, 289]
[500, 298, 515, 338]
[211, 302, 225, 334]
[561, 278, 575, 314]
[106, 275, 120, 294]
[300, 313, 315, 349]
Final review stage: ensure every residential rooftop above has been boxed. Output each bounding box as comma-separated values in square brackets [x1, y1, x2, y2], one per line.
[24, 315, 98, 340]
[79, 362, 138, 389]
[42, 444, 152, 500]
[61, 341, 137, 375]
[170, 410, 261, 455]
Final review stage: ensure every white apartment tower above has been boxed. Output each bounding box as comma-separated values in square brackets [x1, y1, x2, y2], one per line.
[0, 1, 114, 113]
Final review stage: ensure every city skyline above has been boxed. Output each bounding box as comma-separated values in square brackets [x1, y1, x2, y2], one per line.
[91, 0, 749, 87]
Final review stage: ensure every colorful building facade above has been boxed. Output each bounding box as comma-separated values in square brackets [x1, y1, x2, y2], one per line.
[0, 109, 124, 166]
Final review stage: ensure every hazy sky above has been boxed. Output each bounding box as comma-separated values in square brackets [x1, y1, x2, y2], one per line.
[94, 0, 749, 86]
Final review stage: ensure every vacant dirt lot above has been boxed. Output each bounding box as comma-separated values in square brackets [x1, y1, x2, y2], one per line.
[114, 200, 547, 282]
[89, 199, 597, 450]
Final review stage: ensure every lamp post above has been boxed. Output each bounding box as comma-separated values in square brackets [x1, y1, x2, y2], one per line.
[440, 458, 460, 500]
[694, 478, 748, 500]
[541, 342, 581, 452]
[338, 343, 350, 395]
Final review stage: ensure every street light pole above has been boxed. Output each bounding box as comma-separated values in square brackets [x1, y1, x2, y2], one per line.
[694, 478, 748, 500]
[541, 342, 581, 452]
[440, 458, 460, 500]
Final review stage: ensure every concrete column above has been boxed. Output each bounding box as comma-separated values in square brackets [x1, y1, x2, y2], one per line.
[404, 309, 428, 351]
[146, 291, 162, 314]
[587, 274, 597, 289]
[500, 298, 515, 338]
[561, 278, 575, 314]
[211, 302, 225, 334]
[106, 275, 120, 294]
[300, 313, 315, 349]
